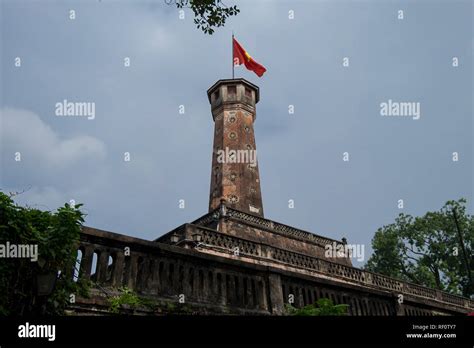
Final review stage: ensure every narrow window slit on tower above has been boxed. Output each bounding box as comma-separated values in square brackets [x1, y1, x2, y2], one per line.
[228, 85, 236, 95]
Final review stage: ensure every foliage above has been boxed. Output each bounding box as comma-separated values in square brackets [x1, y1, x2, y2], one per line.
[0, 191, 88, 315]
[365, 199, 473, 297]
[285, 298, 349, 316]
[108, 287, 153, 313]
[108, 288, 194, 314]
[170, 0, 240, 35]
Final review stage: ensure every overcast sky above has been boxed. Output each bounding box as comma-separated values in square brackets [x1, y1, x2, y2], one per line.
[1, 0, 472, 267]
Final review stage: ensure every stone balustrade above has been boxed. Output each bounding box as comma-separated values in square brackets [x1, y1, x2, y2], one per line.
[74, 226, 272, 314]
[185, 224, 473, 311]
[74, 224, 473, 315]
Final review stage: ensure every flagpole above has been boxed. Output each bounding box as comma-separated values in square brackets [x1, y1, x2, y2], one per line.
[232, 31, 234, 79]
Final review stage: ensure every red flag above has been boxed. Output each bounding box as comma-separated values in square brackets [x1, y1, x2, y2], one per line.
[233, 37, 266, 77]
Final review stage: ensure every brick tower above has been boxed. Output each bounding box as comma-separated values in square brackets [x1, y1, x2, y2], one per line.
[207, 78, 264, 217]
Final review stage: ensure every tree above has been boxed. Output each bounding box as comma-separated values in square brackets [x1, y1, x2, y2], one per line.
[0, 192, 89, 315]
[285, 298, 349, 316]
[365, 199, 473, 297]
[168, 0, 240, 35]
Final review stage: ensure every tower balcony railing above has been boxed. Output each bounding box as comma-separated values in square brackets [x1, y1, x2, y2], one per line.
[188, 207, 346, 249]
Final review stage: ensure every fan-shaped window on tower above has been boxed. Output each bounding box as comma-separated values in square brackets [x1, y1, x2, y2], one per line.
[228, 195, 239, 204]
